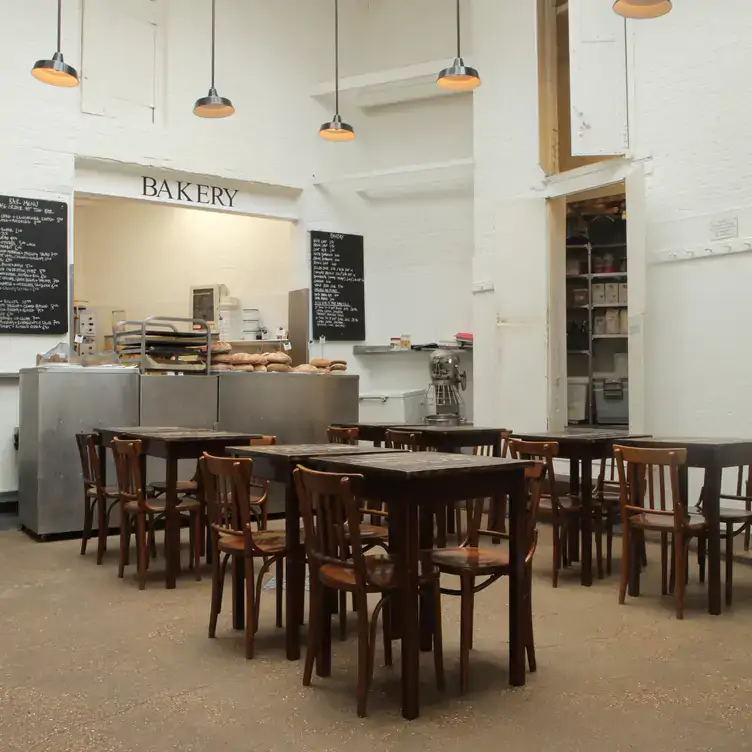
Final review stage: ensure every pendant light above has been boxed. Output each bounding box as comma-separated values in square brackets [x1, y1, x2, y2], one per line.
[194, 0, 235, 118]
[437, 0, 480, 92]
[613, 0, 672, 19]
[319, 0, 355, 142]
[31, 0, 79, 88]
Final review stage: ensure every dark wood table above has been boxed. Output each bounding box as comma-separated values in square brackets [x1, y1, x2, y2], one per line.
[97, 427, 261, 590]
[307, 451, 532, 720]
[616, 436, 752, 615]
[331, 421, 413, 446]
[511, 429, 648, 587]
[226, 444, 405, 660]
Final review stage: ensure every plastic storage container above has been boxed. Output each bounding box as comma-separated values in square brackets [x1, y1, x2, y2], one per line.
[594, 377, 628, 425]
[567, 377, 590, 422]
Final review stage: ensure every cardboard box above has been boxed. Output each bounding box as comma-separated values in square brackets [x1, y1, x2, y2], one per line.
[605, 309, 620, 335]
[619, 283, 628, 304]
[605, 283, 619, 305]
[593, 313, 606, 335]
[592, 283, 606, 305]
[619, 309, 629, 334]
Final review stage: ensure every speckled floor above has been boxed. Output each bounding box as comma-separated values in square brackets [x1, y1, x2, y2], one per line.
[2, 527, 752, 752]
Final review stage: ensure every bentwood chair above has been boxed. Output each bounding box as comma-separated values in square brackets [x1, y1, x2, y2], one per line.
[327, 426, 359, 445]
[112, 438, 202, 590]
[76, 432, 120, 564]
[200, 453, 286, 659]
[613, 445, 707, 619]
[431, 462, 543, 693]
[293, 465, 444, 718]
[594, 455, 621, 576]
[696, 463, 752, 606]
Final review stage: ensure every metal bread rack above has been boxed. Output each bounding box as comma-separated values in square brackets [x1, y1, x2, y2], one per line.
[113, 316, 212, 374]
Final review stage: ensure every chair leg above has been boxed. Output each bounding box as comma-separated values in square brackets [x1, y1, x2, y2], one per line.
[618, 525, 630, 605]
[745, 510, 751, 552]
[303, 577, 320, 687]
[432, 581, 445, 691]
[148, 516, 157, 560]
[726, 524, 734, 607]
[136, 513, 148, 591]
[660, 532, 668, 595]
[436, 503, 447, 548]
[382, 597, 393, 667]
[275, 556, 284, 628]
[606, 507, 614, 576]
[338, 591, 348, 642]
[81, 496, 94, 556]
[669, 534, 676, 594]
[675, 532, 686, 620]
[641, 537, 648, 568]
[118, 509, 129, 579]
[193, 511, 202, 581]
[594, 510, 604, 580]
[552, 522, 560, 588]
[356, 593, 370, 718]
[244, 554, 256, 659]
[526, 569, 536, 672]
[188, 514, 195, 571]
[208, 536, 222, 638]
[698, 533, 706, 584]
[459, 571, 473, 694]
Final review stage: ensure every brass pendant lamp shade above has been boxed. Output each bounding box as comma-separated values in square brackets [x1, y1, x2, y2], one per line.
[613, 0, 672, 19]
[31, 0, 79, 87]
[319, 0, 355, 141]
[437, 0, 480, 91]
[194, 0, 235, 118]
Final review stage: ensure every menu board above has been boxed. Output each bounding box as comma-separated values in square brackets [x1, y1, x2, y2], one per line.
[310, 230, 365, 341]
[0, 195, 67, 334]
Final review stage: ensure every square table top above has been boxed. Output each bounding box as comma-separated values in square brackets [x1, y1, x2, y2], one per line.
[617, 436, 752, 448]
[396, 424, 505, 435]
[227, 444, 405, 461]
[98, 427, 261, 443]
[512, 429, 647, 445]
[308, 451, 531, 480]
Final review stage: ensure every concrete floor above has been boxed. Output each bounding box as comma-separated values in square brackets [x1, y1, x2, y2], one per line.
[2, 528, 752, 752]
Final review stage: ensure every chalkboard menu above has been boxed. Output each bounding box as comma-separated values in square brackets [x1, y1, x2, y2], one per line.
[310, 230, 365, 341]
[0, 195, 67, 334]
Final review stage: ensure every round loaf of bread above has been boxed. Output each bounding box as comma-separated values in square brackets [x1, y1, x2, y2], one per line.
[229, 352, 255, 364]
[210, 362, 233, 371]
[232, 364, 257, 372]
[211, 341, 232, 354]
[329, 359, 347, 367]
[254, 365, 267, 372]
[294, 364, 318, 373]
[246, 353, 268, 366]
[267, 352, 292, 365]
[330, 363, 347, 372]
[310, 358, 331, 369]
[267, 363, 292, 372]
[211, 353, 233, 364]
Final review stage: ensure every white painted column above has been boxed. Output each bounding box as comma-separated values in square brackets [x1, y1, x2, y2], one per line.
[471, 0, 549, 432]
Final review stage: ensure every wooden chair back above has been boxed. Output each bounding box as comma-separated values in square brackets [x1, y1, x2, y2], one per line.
[75, 432, 102, 492]
[613, 445, 689, 527]
[508, 439, 560, 513]
[384, 429, 424, 451]
[250, 435, 277, 446]
[293, 465, 369, 590]
[111, 438, 145, 510]
[327, 426, 359, 445]
[462, 462, 544, 564]
[472, 429, 511, 458]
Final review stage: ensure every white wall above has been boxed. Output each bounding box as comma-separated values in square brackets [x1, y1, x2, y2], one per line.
[74, 198, 295, 333]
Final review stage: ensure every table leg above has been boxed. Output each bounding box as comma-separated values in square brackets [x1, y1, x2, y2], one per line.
[702, 465, 722, 615]
[165, 456, 179, 589]
[284, 481, 302, 660]
[418, 505, 434, 652]
[568, 458, 580, 562]
[232, 556, 245, 629]
[400, 500, 420, 720]
[579, 458, 593, 586]
[508, 469, 527, 687]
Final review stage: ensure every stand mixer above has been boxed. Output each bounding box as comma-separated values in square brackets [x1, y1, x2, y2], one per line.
[424, 350, 467, 425]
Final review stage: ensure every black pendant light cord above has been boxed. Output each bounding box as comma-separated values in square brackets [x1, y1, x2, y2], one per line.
[456, 0, 461, 58]
[211, 0, 216, 87]
[56, 0, 63, 52]
[334, 0, 340, 116]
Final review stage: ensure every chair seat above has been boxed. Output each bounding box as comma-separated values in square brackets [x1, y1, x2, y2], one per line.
[431, 545, 510, 575]
[629, 512, 706, 532]
[149, 480, 199, 495]
[718, 506, 752, 523]
[356, 523, 389, 541]
[319, 555, 437, 592]
[217, 530, 287, 556]
[124, 497, 202, 515]
[86, 486, 119, 499]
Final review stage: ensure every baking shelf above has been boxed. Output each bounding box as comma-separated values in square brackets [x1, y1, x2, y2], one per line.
[592, 334, 628, 339]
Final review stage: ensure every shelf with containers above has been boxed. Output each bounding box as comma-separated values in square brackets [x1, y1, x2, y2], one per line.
[565, 210, 629, 426]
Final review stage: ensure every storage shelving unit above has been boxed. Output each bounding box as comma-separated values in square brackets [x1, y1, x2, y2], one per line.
[566, 226, 628, 426]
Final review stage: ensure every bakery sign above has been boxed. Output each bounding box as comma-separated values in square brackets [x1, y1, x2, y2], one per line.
[141, 176, 238, 208]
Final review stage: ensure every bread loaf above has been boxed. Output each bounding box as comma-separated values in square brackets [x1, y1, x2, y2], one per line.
[229, 352, 255, 364]
[330, 363, 347, 372]
[267, 363, 292, 372]
[254, 365, 267, 372]
[232, 364, 257, 372]
[310, 358, 330, 369]
[211, 353, 233, 364]
[210, 363, 233, 371]
[267, 352, 292, 365]
[211, 341, 232, 354]
[293, 364, 318, 373]
[329, 359, 347, 367]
